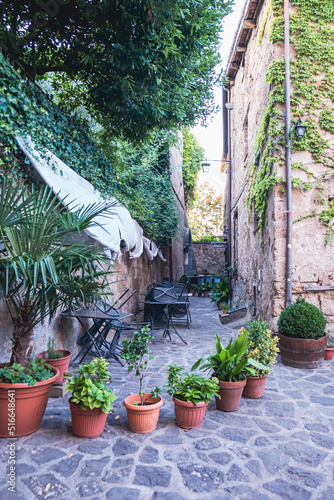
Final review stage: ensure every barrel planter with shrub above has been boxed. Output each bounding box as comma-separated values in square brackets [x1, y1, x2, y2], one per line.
[278, 298, 327, 369]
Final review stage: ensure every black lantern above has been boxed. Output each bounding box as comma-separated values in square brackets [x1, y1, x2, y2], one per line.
[201, 162, 211, 173]
[295, 118, 307, 139]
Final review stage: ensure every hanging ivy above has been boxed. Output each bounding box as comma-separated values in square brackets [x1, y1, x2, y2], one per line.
[247, 0, 334, 244]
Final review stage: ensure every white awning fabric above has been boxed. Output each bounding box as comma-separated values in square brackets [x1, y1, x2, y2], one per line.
[16, 136, 165, 261]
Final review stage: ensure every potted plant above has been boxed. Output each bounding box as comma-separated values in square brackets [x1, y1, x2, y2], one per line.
[192, 332, 267, 412]
[239, 320, 278, 399]
[66, 358, 117, 438]
[121, 325, 162, 433]
[197, 284, 204, 297]
[202, 282, 211, 298]
[324, 333, 334, 361]
[189, 284, 198, 297]
[278, 297, 327, 369]
[165, 365, 219, 429]
[0, 181, 112, 436]
[0, 359, 59, 437]
[37, 338, 71, 384]
[210, 279, 229, 309]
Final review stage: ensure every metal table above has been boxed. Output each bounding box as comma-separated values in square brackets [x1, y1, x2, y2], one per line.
[60, 309, 132, 366]
[141, 300, 189, 345]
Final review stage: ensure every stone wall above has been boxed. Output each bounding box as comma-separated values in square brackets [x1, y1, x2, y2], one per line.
[192, 243, 225, 275]
[226, 0, 334, 331]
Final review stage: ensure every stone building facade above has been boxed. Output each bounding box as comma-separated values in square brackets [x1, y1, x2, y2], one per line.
[224, 0, 334, 331]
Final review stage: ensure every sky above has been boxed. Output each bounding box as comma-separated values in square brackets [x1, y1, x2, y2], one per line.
[192, 0, 247, 164]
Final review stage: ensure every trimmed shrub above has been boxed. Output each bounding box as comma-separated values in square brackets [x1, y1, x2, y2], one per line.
[278, 298, 327, 340]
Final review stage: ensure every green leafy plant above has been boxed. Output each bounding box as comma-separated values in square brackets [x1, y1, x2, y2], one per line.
[278, 297, 327, 340]
[47, 338, 63, 360]
[0, 359, 54, 386]
[202, 282, 212, 292]
[120, 325, 161, 405]
[165, 365, 220, 405]
[210, 279, 229, 305]
[239, 320, 279, 376]
[179, 275, 190, 290]
[192, 332, 268, 382]
[327, 333, 334, 348]
[66, 358, 117, 414]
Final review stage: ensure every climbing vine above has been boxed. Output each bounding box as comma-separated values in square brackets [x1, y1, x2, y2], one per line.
[247, 0, 334, 243]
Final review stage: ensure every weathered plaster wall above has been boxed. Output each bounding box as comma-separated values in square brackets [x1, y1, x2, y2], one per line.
[228, 0, 276, 315]
[192, 243, 225, 275]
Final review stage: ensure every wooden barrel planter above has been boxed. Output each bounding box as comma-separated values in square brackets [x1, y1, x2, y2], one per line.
[278, 333, 327, 369]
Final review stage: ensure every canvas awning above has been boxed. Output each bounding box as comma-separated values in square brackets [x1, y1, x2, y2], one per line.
[16, 135, 165, 261]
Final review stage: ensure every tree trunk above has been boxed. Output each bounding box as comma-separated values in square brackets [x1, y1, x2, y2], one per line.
[10, 327, 34, 366]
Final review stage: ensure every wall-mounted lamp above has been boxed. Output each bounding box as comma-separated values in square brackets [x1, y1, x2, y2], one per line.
[201, 162, 211, 173]
[225, 103, 234, 110]
[295, 118, 307, 139]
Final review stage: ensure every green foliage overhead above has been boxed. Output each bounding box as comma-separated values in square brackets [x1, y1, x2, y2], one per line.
[165, 365, 220, 405]
[0, 0, 233, 139]
[181, 129, 204, 206]
[66, 358, 117, 414]
[278, 297, 327, 340]
[0, 53, 178, 246]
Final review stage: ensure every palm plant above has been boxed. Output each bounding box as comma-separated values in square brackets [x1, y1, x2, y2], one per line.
[0, 181, 113, 366]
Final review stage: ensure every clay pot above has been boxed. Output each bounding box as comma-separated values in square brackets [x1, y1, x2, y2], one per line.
[215, 379, 246, 412]
[70, 401, 108, 438]
[324, 348, 334, 361]
[197, 292, 203, 297]
[203, 291, 209, 298]
[173, 396, 209, 429]
[37, 350, 71, 384]
[124, 393, 163, 433]
[0, 366, 59, 437]
[278, 333, 327, 369]
[243, 374, 268, 399]
[189, 290, 196, 297]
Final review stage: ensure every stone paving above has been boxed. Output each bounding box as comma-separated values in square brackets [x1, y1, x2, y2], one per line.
[1, 297, 334, 500]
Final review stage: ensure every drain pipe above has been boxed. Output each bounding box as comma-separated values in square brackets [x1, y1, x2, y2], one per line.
[223, 85, 232, 305]
[284, 0, 293, 307]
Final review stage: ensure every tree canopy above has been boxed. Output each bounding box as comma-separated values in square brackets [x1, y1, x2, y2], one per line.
[0, 0, 233, 139]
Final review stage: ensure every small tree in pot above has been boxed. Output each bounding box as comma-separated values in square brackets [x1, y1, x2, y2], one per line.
[278, 297, 327, 369]
[121, 325, 162, 433]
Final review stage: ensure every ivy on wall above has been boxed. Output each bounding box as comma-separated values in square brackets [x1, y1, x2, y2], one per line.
[0, 53, 178, 247]
[247, 0, 334, 243]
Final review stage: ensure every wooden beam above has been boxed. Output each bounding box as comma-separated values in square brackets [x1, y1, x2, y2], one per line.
[236, 45, 246, 52]
[244, 19, 256, 28]
[303, 286, 334, 291]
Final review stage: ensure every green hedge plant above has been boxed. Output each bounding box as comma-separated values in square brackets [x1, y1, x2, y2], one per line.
[165, 365, 220, 405]
[278, 297, 327, 340]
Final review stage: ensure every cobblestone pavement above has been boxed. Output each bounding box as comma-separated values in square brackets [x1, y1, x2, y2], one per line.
[1, 297, 334, 500]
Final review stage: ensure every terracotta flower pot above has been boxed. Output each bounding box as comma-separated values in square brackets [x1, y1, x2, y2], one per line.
[70, 401, 108, 438]
[215, 379, 246, 412]
[189, 290, 196, 297]
[173, 395, 208, 429]
[124, 393, 163, 433]
[203, 291, 209, 298]
[0, 366, 59, 437]
[197, 292, 203, 297]
[278, 333, 327, 369]
[243, 374, 268, 399]
[37, 350, 71, 384]
[324, 348, 334, 360]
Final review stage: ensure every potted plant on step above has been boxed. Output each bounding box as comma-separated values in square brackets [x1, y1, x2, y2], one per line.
[37, 338, 71, 384]
[210, 279, 229, 310]
[0, 359, 59, 437]
[165, 365, 219, 429]
[192, 332, 267, 412]
[202, 282, 211, 298]
[121, 325, 162, 433]
[239, 320, 278, 399]
[0, 181, 113, 437]
[278, 297, 327, 369]
[66, 358, 117, 438]
[324, 333, 334, 360]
